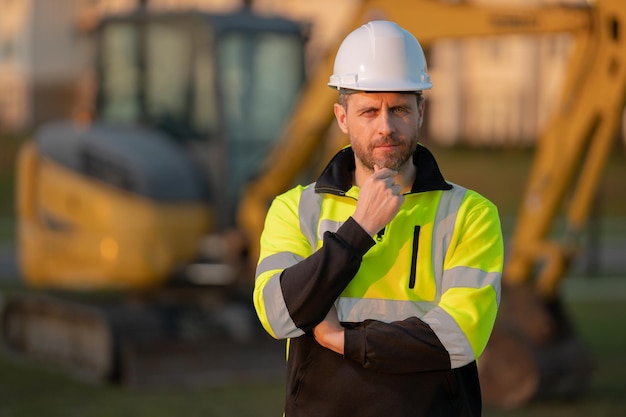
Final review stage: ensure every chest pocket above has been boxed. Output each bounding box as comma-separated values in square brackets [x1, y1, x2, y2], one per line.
[409, 225, 421, 289]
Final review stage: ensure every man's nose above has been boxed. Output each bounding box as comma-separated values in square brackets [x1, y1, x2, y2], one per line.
[377, 110, 395, 136]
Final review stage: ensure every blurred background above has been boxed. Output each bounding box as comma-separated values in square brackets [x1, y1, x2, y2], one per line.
[0, 0, 625, 416]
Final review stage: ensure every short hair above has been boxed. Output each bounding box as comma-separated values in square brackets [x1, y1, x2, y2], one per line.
[337, 88, 424, 109]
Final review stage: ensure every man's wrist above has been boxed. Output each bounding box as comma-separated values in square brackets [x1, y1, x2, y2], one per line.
[315, 323, 345, 355]
[351, 214, 376, 237]
[322, 328, 345, 355]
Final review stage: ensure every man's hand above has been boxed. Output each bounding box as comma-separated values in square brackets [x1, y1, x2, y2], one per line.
[314, 306, 344, 355]
[352, 165, 404, 236]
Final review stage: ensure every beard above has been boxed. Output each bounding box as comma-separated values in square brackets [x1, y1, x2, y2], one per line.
[352, 133, 418, 173]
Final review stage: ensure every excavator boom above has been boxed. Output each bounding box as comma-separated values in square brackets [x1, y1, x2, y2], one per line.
[505, 0, 626, 296]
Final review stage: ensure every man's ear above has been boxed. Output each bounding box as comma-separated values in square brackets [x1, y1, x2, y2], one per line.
[417, 97, 426, 129]
[334, 103, 349, 134]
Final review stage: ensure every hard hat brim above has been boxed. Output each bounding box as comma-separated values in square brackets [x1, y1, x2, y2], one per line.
[328, 80, 432, 92]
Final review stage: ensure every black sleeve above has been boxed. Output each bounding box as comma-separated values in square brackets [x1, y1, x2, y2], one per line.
[280, 217, 375, 333]
[343, 317, 451, 373]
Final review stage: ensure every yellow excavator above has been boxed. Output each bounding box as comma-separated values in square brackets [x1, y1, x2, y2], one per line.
[5, 6, 308, 386]
[2, 0, 625, 407]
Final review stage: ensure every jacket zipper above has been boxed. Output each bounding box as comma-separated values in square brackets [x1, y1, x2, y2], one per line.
[408, 225, 421, 289]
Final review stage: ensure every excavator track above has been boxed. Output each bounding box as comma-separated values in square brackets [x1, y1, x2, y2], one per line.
[1, 290, 286, 387]
[1, 293, 114, 381]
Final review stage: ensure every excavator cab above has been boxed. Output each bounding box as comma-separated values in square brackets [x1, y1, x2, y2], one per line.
[15, 10, 306, 290]
[96, 10, 306, 229]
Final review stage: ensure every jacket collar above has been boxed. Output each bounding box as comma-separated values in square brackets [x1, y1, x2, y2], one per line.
[314, 145, 452, 195]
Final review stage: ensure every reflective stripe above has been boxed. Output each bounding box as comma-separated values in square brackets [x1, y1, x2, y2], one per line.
[263, 272, 304, 338]
[432, 184, 467, 301]
[256, 186, 321, 339]
[428, 184, 480, 366]
[319, 219, 343, 240]
[336, 297, 436, 323]
[422, 306, 475, 368]
[299, 186, 322, 251]
[443, 266, 502, 306]
[256, 251, 305, 278]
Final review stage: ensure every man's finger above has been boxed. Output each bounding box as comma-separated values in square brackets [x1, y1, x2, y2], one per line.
[373, 165, 397, 179]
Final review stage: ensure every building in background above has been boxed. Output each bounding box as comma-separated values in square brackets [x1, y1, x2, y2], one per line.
[0, 0, 606, 148]
[427, 0, 578, 147]
[0, 0, 93, 132]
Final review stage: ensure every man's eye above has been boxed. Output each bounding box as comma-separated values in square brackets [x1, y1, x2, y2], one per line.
[393, 107, 408, 114]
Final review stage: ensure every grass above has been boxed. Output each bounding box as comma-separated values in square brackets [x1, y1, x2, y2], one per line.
[0, 359, 286, 417]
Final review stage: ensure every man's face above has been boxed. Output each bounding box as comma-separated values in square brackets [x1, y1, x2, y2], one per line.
[334, 92, 424, 173]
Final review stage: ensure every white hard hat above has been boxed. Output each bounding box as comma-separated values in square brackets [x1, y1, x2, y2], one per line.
[328, 20, 432, 92]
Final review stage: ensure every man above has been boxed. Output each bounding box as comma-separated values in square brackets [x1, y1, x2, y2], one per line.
[253, 20, 503, 417]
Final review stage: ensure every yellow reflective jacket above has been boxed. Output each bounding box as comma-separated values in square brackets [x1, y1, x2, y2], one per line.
[254, 145, 503, 417]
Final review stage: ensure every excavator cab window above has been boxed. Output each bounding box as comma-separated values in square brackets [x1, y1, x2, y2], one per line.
[98, 17, 219, 140]
[95, 12, 306, 227]
[97, 13, 304, 144]
[99, 22, 141, 124]
[217, 30, 304, 216]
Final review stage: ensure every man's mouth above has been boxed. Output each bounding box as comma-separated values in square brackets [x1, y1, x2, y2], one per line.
[374, 143, 400, 150]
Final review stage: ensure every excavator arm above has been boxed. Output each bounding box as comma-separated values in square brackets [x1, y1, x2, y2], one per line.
[486, 3, 626, 406]
[505, 1, 626, 298]
[238, 0, 626, 408]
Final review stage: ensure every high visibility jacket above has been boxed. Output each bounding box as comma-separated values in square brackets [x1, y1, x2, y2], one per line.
[254, 145, 503, 417]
